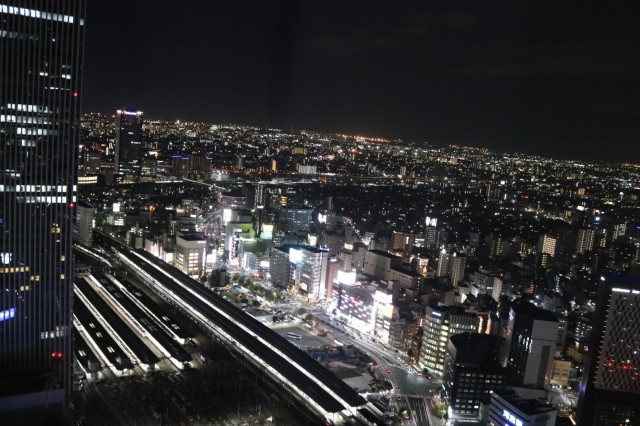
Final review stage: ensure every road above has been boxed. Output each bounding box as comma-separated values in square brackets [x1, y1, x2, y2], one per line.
[311, 308, 445, 426]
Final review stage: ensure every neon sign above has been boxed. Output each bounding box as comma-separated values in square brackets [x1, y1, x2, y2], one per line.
[503, 409, 524, 426]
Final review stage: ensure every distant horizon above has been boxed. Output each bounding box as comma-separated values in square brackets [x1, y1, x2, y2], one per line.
[81, 110, 633, 166]
[85, 1, 640, 164]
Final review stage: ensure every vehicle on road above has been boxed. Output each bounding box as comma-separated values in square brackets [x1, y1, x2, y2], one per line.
[285, 332, 302, 340]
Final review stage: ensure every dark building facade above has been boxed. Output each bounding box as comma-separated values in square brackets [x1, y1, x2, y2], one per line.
[443, 333, 504, 420]
[578, 275, 640, 425]
[114, 108, 143, 182]
[0, 0, 85, 417]
[503, 299, 558, 388]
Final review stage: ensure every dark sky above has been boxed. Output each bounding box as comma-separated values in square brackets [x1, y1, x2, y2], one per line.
[84, 1, 640, 162]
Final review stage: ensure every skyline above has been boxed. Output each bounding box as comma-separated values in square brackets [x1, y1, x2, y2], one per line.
[80, 110, 639, 166]
[84, 1, 640, 162]
[4, 2, 640, 425]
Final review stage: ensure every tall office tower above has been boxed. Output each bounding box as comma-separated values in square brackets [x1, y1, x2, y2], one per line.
[420, 304, 479, 376]
[450, 253, 466, 285]
[437, 249, 451, 277]
[575, 228, 595, 254]
[503, 299, 558, 389]
[443, 333, 504, 421]
[114, 108, 143, 182]
[437, 250, 466, 285]
[0, 0, 85, 419]
[73, 201, 93, 247]
[280, 206, 313, 233]
[577, 276, 640, 425]
[424, 226, 440, 249]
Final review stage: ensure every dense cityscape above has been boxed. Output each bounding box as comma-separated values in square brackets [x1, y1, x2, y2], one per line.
[2, 2, 640, 426]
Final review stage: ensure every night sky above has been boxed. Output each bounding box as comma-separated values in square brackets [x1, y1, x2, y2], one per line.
[84, 1, 640, 162]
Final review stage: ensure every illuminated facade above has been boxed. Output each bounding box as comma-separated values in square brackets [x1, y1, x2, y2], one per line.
[175, 234, 207, 279]
[578, 276, 640, 425]
[487, 391, 556, 426]
[0, 0, 85, 415]
[420, 304, 479, 376]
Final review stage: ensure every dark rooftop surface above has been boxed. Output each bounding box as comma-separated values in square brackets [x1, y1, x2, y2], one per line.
[511, 299, 558, 322]
[495, 391, 556, 416]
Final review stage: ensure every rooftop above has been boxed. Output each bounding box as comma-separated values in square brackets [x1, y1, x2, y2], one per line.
[494, 391, 556, 416]
[511, 299, 558, 322]
[369, 249, 400, 259]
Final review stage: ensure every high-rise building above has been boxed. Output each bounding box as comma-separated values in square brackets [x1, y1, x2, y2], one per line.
[114, 108, 143, 182]
[1, 0, 85, 418]
[577, 275, 640, 425]
[450, 253, 466, 285]
[175, 233, 208, 279]
[73, 201, 94, 247]
[575, 228, 595, 254]
[443, 333, 504, 421]
[392, 231, 414, 253]
[538, 234, 557, 257]
[81, 149, 101, 175]
[269, 245, 294, 289]
[420, 304, 479, 376]
[503, 299, 558, 389]
[437, 249, 451, 277]
[437, 250, 466, 285]
[280, 206, 313, 233]
[297, 246, 329, 301]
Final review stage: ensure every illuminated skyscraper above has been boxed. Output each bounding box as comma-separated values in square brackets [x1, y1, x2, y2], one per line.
[0, 0, 85, 418]
[577, 275, 640, 425]
[114, 108, 143, 182]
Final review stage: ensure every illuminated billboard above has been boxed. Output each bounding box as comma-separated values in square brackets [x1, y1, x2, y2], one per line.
[289, 248, 303, 263]
[1, 252, 11, 264]
[0, 307, 16, 322]
[337, 270, 356, 285]
[260, 224, 274, 240]
[425, 216, 437, 227]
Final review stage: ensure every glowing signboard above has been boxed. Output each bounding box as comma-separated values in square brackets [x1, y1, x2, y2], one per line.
[289, 248, 303, 264]
[260, 224, 274, 240]
[0, 307, 16, 322]
[337, 270, 356, 285]
[503, 409, 524, 426]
